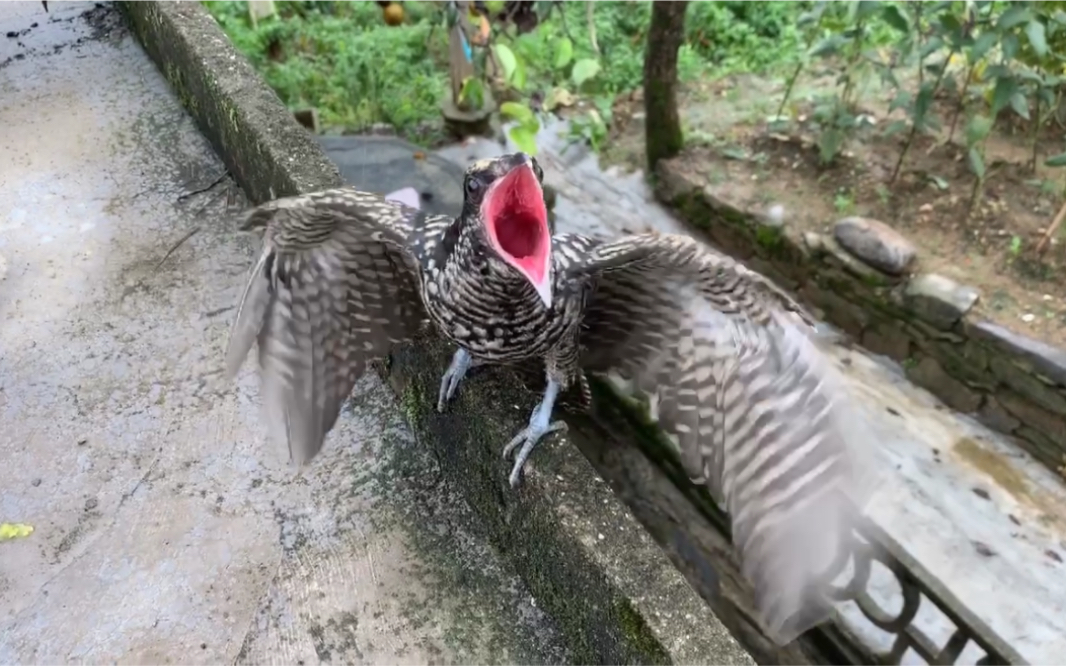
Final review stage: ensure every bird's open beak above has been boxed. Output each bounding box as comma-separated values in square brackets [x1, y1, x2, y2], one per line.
[483, 159, 552, 308]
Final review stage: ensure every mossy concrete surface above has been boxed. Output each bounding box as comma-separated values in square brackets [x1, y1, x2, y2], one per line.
[385, 337, 756, 666]
[118, 2, 756, 663]
[119, 1, 343, 204]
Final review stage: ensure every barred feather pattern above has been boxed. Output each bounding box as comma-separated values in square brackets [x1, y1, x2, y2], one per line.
[224, 188, 447, 465]
[572, 233, 875, 644]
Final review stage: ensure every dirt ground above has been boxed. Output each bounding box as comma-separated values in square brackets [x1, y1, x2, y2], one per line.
[601, 67, 1066, 349]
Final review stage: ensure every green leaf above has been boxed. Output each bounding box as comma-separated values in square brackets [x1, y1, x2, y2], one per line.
[1002, 33, 1020, 61]
[553, 37, 573, 70]
[991, 75, 1018, 116]
[967, 146, 986, 179]
[818, 127, 845, 164]
[1045, 152, 1066, 167]
[965, 114, 993, 146]
[484, 0, 506, 14]
[1009, 91, 1030, 120]
[571, 58, 601, 88]
[854, 1, 882, 21]
[919, 36, 945, 60]
[809, 34, 847, 58]
[512, 56, 528, 91]
[494, 43, 517, 83]
[499, 101, 534, 125]
[970, 32, 997, 60]
[883, 119, 909, 137]
[881, 4, 909, 32]
[997, 5, 1033, 31]
[508, 125, 538, 156]
[914, 83, 935, 121]
[1025, 19, 1048, 57]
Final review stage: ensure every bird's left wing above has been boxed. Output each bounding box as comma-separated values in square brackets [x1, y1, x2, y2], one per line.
[225, 188, 441, 466]
[570, 232, 876, 644]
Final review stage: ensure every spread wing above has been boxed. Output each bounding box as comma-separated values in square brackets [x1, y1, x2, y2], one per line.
[571, 233, 876, 644]
[225, 188, 440, 466]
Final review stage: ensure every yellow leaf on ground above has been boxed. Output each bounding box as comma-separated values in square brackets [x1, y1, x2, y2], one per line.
[0, 523, 34, 541]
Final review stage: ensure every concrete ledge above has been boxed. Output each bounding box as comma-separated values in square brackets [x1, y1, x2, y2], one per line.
[118, 2, 757, 663]
[118, 0, 343, 205]
[656, 156, 1066, 480]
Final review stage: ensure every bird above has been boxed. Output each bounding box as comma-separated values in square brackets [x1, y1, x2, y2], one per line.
[224, 152, 876, 644]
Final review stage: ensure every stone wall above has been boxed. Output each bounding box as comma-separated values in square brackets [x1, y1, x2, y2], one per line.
[655, 156, 1066, 478]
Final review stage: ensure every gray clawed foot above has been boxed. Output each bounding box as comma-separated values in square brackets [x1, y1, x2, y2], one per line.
[437, 348, 473, 412]
[502, 413, 568, 488]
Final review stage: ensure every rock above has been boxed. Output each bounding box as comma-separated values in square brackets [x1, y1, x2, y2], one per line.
[997, 391, 1066, 447]
[977, 396, 1021, 433]
[988, 356, 1066, 417]
[966, 320, 1066, 387]
[862, 323, 912, 361]
[903, 273, 980, 330]
[906, 356, 982, 413]
[833, 217, 917, 276]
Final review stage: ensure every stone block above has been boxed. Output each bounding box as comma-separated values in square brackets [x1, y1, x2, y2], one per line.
[903, 273, 980, 330]
[861, 321, 912, 362]
[967, 319, 1066, 386]
[989, 356, 1066, 418]
[833, 217, 917, 276]
[906, 356, 982, 413]
[977, 395, 1021, 433]
[997, 390, 1066, 450]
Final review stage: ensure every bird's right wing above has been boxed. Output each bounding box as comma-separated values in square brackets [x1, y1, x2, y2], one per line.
[225, 188, 439, 466]
[571, 232, 877, 644]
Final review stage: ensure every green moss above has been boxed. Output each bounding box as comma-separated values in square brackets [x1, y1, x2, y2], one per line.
[614, 597, 672, 665]
[754, 224, 783, 253]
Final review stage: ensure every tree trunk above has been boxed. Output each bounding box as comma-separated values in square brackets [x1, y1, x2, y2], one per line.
[644, 1, 688, 172]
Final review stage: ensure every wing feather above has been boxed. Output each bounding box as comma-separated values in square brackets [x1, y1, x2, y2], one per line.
[225, 189, 434, 465]
[575, 233, 876, 644]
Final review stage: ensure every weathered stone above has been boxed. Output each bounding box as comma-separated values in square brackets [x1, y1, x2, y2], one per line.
[989, 356, 1066, 417]
[903, 273, 980, 330]
[800, 284, 868, 339]
[997, 391, 1066, 448]
[833, 216, 917, 276]
[977, 396, 1021, 433]
[967, 320, 1066, 386]
[933, 340, 995, 389]
[906, 356, 982, 413]
[822, 236, 892, 284]
[905, 318, 965, 344]
[1015, 427, 1065, 471]
[861, 321, 912, 361]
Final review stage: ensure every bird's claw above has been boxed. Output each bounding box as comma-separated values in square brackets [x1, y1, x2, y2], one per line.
[437, 348, 473, 412]
[502, 419, 567, 488]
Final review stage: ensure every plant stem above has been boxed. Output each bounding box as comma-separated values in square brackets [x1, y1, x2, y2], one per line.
[947, 58, 977, 143]
[892, 46, 957, 183]
[1029, 93, 1043, 173]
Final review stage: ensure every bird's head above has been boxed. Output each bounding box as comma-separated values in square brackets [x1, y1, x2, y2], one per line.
[460, 152, 552, 308]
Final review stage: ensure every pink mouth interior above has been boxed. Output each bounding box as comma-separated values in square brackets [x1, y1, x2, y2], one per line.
[484, 165, 549, 283]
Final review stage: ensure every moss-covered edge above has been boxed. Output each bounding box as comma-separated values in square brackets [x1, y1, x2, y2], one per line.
[118, 3, 740, 663]
[118, 1, 343, 206]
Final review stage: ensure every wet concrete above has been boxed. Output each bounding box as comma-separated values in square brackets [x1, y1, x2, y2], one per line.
[0, 3, 570, 663]
[437, 117, 1066, 664]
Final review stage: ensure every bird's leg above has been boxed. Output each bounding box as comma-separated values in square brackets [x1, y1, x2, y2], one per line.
[502, 378, 568, 488]
[437, 347, 474, 412]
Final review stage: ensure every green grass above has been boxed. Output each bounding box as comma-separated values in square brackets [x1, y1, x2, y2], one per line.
[201, 1, 891, 144]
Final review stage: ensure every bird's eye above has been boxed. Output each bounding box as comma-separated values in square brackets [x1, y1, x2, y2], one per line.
[465, 178, 480, 196]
